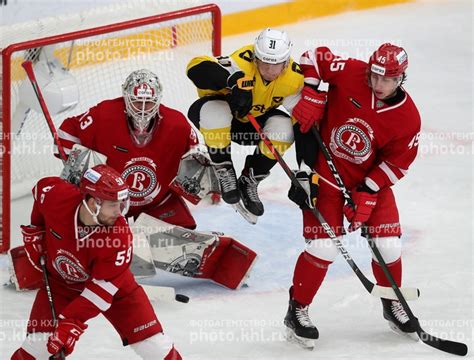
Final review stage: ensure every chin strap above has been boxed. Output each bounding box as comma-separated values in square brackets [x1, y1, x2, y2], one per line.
[82, 199, 102, 225]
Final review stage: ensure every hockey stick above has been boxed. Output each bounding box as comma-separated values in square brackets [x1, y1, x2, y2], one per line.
[310, 126, 468, 356]
[39, 256, 66, 360]
[246, 114, 417, 301]
[21, 60, 67, 161]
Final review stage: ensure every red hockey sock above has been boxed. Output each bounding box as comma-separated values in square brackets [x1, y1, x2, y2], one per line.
[371, 258, 402, 287]
[164, 346, 182, 360]
[292, 251, 332, 306]
[11, 348, 36, 360]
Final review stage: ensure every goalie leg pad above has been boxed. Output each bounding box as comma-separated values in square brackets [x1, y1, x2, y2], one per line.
[142, 193, 196, 230]
[197, 236, 258, 290]
[8, 246, 43, 291]
[134, 214, 257, 289]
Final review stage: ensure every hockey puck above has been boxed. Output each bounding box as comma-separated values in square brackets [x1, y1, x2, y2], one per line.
[175, 294, 190, 303]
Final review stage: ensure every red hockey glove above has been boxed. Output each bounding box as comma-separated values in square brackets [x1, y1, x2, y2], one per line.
[47, 318, 88, 356]
[292, 87, 327, 133]
[21, 225, 45, 272]
[344, 185, 378, 232]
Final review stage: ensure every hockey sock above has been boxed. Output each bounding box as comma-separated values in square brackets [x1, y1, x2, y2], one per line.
[292, 251, 332, 306]
[371, 258, 402, 287]
[209, 144, 231, 164]
[243, 150, 276, 176]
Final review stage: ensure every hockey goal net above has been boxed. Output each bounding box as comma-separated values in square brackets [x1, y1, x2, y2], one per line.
[0, 2, 221, 252]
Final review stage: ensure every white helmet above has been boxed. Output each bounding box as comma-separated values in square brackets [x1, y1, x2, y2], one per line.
[122, 69, 163, 147]
[254, 28, 292, 64]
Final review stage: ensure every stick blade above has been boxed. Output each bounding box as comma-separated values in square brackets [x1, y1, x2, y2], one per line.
[418, 329, 468, 356]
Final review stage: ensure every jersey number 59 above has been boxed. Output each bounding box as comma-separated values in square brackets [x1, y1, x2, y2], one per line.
[115, 247, 132, 266]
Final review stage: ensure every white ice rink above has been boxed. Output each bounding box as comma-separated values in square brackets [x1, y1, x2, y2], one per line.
[1, 0, 473, 359]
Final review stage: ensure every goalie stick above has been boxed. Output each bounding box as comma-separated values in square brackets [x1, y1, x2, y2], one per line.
[21, 60, 68, 161]
[309, 126, 468, 356]
[247, 114, 418, 301]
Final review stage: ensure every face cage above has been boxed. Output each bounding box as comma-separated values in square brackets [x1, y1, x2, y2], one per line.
[124, 92, 160, 135]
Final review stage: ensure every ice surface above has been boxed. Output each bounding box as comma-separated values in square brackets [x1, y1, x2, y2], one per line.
[1, 1, 472, 358]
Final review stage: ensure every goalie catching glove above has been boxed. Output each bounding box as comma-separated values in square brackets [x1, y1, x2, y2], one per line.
[169, 144, 219, 205]
[288, 169, 319, 210]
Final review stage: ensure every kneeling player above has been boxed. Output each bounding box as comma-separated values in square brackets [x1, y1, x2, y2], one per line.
[11, 165, 181, 359]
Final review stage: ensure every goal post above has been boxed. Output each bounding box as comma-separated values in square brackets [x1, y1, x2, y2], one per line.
[0, 3, 221, 252]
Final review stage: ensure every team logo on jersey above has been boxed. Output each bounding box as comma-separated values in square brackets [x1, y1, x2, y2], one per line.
[329, 118, 374, 164]
[53, 249, 89, 283]
[122, 157, 161, 207]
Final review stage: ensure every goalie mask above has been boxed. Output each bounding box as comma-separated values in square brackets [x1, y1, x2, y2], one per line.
[122, 69, 163, 147]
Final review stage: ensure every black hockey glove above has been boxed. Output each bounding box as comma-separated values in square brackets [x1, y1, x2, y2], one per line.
[288, 170, 319, 210]
[226, 71, 253, 118]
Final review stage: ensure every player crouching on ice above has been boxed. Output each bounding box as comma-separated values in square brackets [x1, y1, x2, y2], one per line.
[284, 43, 421, 349]
[10, 68, 257, 292]
[186, 28, 306, 221]
[11, 165, 182, 359]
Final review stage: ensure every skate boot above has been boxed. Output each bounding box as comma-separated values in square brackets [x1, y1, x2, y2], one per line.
[237, 168, 269, 216]
[381, 298, 418, 340]
[284, 293, 319, 350]
[214, 161, 240, 204]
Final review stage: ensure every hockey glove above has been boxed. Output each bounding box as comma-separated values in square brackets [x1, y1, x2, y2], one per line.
[186, 143, 211, 166]
[288, 170, 319, 210]
[226, 71, 253, 118]
[344, 184, 378, 232]
[47, 318, 88, 356]
[292, 87, 327, 133]
[21, 225, 45, 272]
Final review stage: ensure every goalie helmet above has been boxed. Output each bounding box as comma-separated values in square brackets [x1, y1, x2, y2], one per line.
[254, 28, 292, 64]
[122, 69, 163, 147]
[368, 43, 408, 78]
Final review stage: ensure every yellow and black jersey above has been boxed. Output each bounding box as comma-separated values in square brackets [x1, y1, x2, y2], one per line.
[186, 45, 304, 120]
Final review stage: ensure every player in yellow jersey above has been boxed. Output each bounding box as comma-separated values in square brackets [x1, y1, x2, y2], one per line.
[187, 28, 304, 217]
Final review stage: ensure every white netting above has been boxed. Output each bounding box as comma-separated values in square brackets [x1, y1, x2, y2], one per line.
[0, 0, 204, 47]
[1, 1, 219, 250]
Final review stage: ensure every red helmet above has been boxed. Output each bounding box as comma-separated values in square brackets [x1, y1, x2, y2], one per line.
[80, 164, 129, 201]
[368, 43, 408, 77]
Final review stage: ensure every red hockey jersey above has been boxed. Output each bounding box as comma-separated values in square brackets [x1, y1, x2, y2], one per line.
[31, 176, 136, 322]
[58, 98, 198, 215]
[300, 47, 421, 191]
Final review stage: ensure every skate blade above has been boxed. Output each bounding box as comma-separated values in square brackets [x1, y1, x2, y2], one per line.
[232, 201, 258, 225]
[387, 321, 419, 341]
[285, 327, 315, 350]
